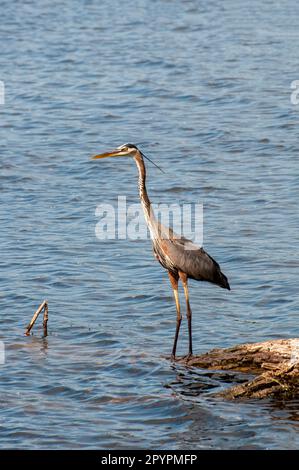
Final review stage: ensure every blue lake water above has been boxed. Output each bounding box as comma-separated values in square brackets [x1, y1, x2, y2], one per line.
[0, 0, 299, 449]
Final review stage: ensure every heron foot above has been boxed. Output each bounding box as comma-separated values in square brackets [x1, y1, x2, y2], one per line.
[184, 353, 193, 362]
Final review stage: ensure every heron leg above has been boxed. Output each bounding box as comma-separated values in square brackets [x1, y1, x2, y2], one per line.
[168, 271, 181, 360]
[179, 272, 193, 359]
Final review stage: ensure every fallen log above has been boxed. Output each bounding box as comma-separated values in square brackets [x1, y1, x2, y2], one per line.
[182, 338, 299, 399]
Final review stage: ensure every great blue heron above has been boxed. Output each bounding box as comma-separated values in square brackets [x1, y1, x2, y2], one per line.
[92, 143, 230, 360]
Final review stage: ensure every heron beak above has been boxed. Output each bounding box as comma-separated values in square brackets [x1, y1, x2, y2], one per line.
[91, 149, 126, 160]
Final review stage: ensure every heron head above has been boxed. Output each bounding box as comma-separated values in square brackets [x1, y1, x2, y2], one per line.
[91, 143, 139, 160]
[92, 143, 164, 172]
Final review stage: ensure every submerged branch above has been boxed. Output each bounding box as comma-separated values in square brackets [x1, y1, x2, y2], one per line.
[25, 300, 48, 337]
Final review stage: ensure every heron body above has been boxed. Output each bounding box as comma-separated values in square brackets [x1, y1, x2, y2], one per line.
[92, 143, 230, 359]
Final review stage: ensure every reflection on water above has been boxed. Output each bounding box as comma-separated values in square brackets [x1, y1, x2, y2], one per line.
[168, 363, 250, 399]
[0, 0, 299, 449]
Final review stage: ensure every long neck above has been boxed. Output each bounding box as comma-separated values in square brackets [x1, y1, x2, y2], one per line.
[135, 153, 158, 236]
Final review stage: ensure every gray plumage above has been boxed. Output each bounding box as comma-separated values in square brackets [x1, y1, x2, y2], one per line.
[153, 235, 230, 290]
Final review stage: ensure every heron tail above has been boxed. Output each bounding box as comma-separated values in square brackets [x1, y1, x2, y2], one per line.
[217, 271, 230, 290]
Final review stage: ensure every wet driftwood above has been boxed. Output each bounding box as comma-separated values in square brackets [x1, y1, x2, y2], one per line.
[25, 300, 48, 337]
[183, 339, 299, 399]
